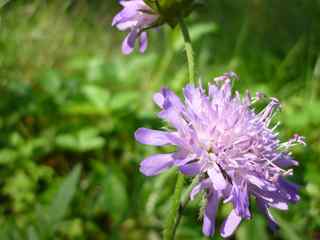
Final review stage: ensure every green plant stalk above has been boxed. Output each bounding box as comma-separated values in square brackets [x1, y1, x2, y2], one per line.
[163, 17, 197, 240]
[171, 175, 201, 239]
[311, 54, 320, 100]
[163, 172, 185, 240]
[178, 17, 195, 84]
[163, 175, 200, 240]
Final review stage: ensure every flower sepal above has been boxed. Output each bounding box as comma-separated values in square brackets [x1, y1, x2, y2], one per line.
[143, 0, 199, 27]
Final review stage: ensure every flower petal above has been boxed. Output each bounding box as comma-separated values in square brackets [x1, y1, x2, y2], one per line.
[220, 209, 242, 238]
[230, 182, 251, 219]
[278, 177, 300, 202]
[153, 92, 165, 108]
[190, 179, 211, 200]
[158, 107, 186, 130]
[184, 84, 204, 113]
[203, 190, 220, 236]
[139, 31, 148, 53]
[247, 174, 277, 191]
[122, 30, 138, 55]
[154, 88, 184, 111]
[207, 164, 228, 191]
[256, 198, 279, 231]
[135, 128, 174, 146]
[274, 154, 299, 168]
[269, 201, 288, 210]
[139, 154, 175, 176]
[179, 162, 201, 176]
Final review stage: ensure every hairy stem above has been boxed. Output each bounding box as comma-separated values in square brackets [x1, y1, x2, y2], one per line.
[171, 175, 201, 239]
[163, 175, 201, 240]
[163, 172, 185, 240]
[163, 18, 198, 240]
[178, 17, 195, 84]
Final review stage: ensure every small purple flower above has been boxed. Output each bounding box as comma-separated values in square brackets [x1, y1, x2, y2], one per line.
[112, 0, 160, 55]
[135, 73, 305, 238]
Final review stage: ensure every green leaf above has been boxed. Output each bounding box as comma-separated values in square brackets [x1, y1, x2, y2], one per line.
[82, 85, 110, 109]
[103, 173, 128, 222]
[27, 226, 39, 240]
[110, 92, 139, 111]
[274, 212, 301, 240]
[0, 149, 17, 165]
[91, 164, 128, 223]
[236, 215, 268, 240]
[0, 0, 10, 9]
[46, 165, 81, 224]
[3, 171, 35, 212]
[56, 128, 105, 152]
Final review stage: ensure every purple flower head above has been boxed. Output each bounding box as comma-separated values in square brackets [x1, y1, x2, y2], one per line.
[112, 0, 160, 55]
[135, 72, 305, 238]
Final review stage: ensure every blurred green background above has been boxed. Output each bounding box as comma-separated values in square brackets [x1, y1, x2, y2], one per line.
[0, 0, 319, 239]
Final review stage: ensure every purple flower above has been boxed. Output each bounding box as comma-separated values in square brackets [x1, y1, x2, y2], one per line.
[112, 0, 160, 55]
[135, 72, 305, 238]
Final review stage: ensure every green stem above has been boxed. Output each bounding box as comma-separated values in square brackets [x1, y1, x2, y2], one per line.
[163, 18, 198, 240]
[163, 172, 185, 240]
[163, 175, 201, 240]
[311, 54, 320, 100]
[171, 176, 201, 238]
[178, 17, 195, 84]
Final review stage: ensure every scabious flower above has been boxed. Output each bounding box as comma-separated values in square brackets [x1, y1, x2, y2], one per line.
[135, 72, 305, 237]
[112, 0, 160, 54]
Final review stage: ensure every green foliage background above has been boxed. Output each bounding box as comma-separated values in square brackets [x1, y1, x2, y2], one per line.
[0, 0, 319, 239]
